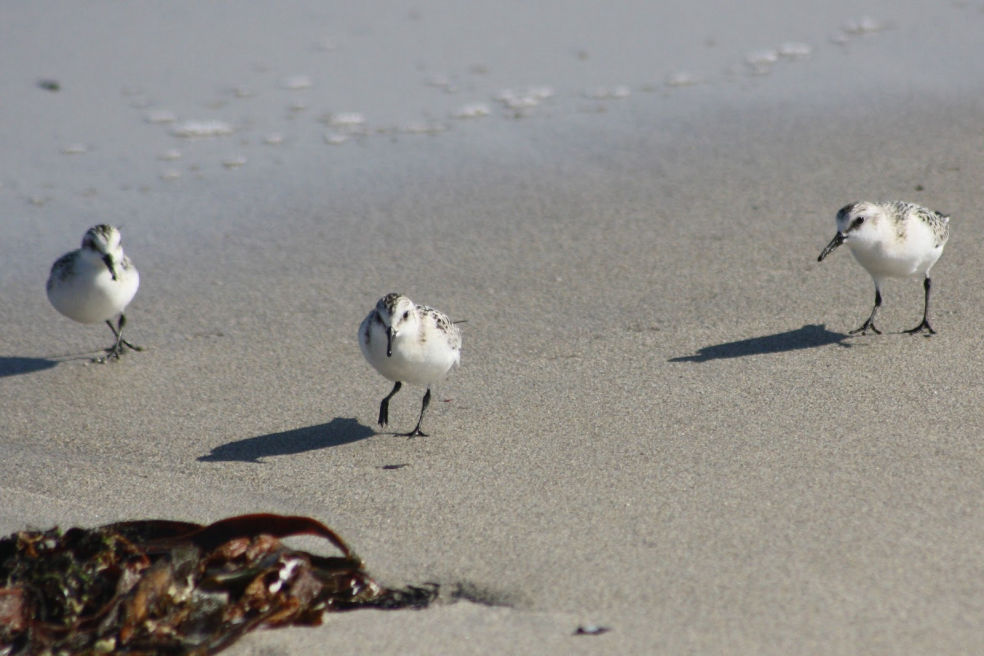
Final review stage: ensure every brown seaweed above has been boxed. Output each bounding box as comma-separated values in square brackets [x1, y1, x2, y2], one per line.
[0, 514, 435, 655]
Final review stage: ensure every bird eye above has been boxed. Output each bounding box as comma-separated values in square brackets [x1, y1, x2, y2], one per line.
[402, 311, 410, 320]
[855, 217, 865, 226]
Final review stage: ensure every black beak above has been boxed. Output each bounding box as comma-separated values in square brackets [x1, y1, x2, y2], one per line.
[386, 328, 394, 357]
[102, 254, 118, 281]
[817, 232, 846, 262]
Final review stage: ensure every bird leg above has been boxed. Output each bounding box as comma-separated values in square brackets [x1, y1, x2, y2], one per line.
[400, 388, 431, 438]
[904, 276, 936, 335]
[378, 381, 402, 426]
[850, 288, 883, 335]
[99, 314, 142, 361]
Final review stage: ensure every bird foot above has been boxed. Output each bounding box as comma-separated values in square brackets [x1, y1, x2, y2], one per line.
[93, 340, 141, 363]
[93, 348, 122, 364]
[903, 319, 936, 335]
[399, 428, 428, 438]
[849, 321, 881, 336]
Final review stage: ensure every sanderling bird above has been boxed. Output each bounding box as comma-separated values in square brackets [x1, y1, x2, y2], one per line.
[47, 224, 141, 361]
[359, 293, 461, 437]
[818, 201, 950, 335]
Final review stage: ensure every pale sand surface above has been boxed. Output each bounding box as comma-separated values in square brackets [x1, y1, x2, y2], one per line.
[3, 2, 984, 654]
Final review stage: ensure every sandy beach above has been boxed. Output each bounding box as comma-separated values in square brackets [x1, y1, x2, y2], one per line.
[3, 2, 984, 653]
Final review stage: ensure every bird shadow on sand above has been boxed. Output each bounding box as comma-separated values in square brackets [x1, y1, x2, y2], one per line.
[198, 417, 375, 463]
[0, 357, 59, 377]
[668, 324, 850, 363]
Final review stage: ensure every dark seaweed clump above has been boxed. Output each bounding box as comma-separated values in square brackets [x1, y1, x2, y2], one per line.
[0, 514, 435, 655]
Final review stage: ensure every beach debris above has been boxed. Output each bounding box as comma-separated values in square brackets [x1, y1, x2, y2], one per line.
[777, 41, 812, 59]
[833, 17, 886, 44]
[281, 74, 313, 90]
[843, 16, 883, 35]
[424, 73, 454, 90]
[583, 85, 630, 100]
[746, 49, 778, 65]
[321, 112, 367, 129]
[451, 102, 492, 119]
[400, 120, 449, 135]
[664, 71, 701, 87]
[171, 119, 234, 138]
[221, 155, 247, 169]
[494, 86, 555, 110]
[574, 624, 611, 636]
[60, 143, 89, 155]
[320, 113, 369, 141]
[0, 513, 435, 655]
[145, 109, 178, 124]
[323, 132, 349, 145]
[158, 148, 182, 161]
[37, 79, 60, 92]
[744, 48, 779, 74]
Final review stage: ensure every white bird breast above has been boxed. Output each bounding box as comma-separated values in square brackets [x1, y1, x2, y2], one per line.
[48, 254, 139, 324]
[360, 313, 459, 386]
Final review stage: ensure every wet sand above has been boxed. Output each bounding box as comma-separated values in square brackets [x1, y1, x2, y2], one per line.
[3, 2, 984, 653]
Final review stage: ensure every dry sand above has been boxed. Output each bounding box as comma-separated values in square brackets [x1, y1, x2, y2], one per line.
[3, 2, 984, 653]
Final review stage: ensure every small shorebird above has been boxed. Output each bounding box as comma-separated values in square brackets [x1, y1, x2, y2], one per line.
[359, 293, 461, 437]
[818, 201, 950, 335]
[47, 225, 141, 361]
